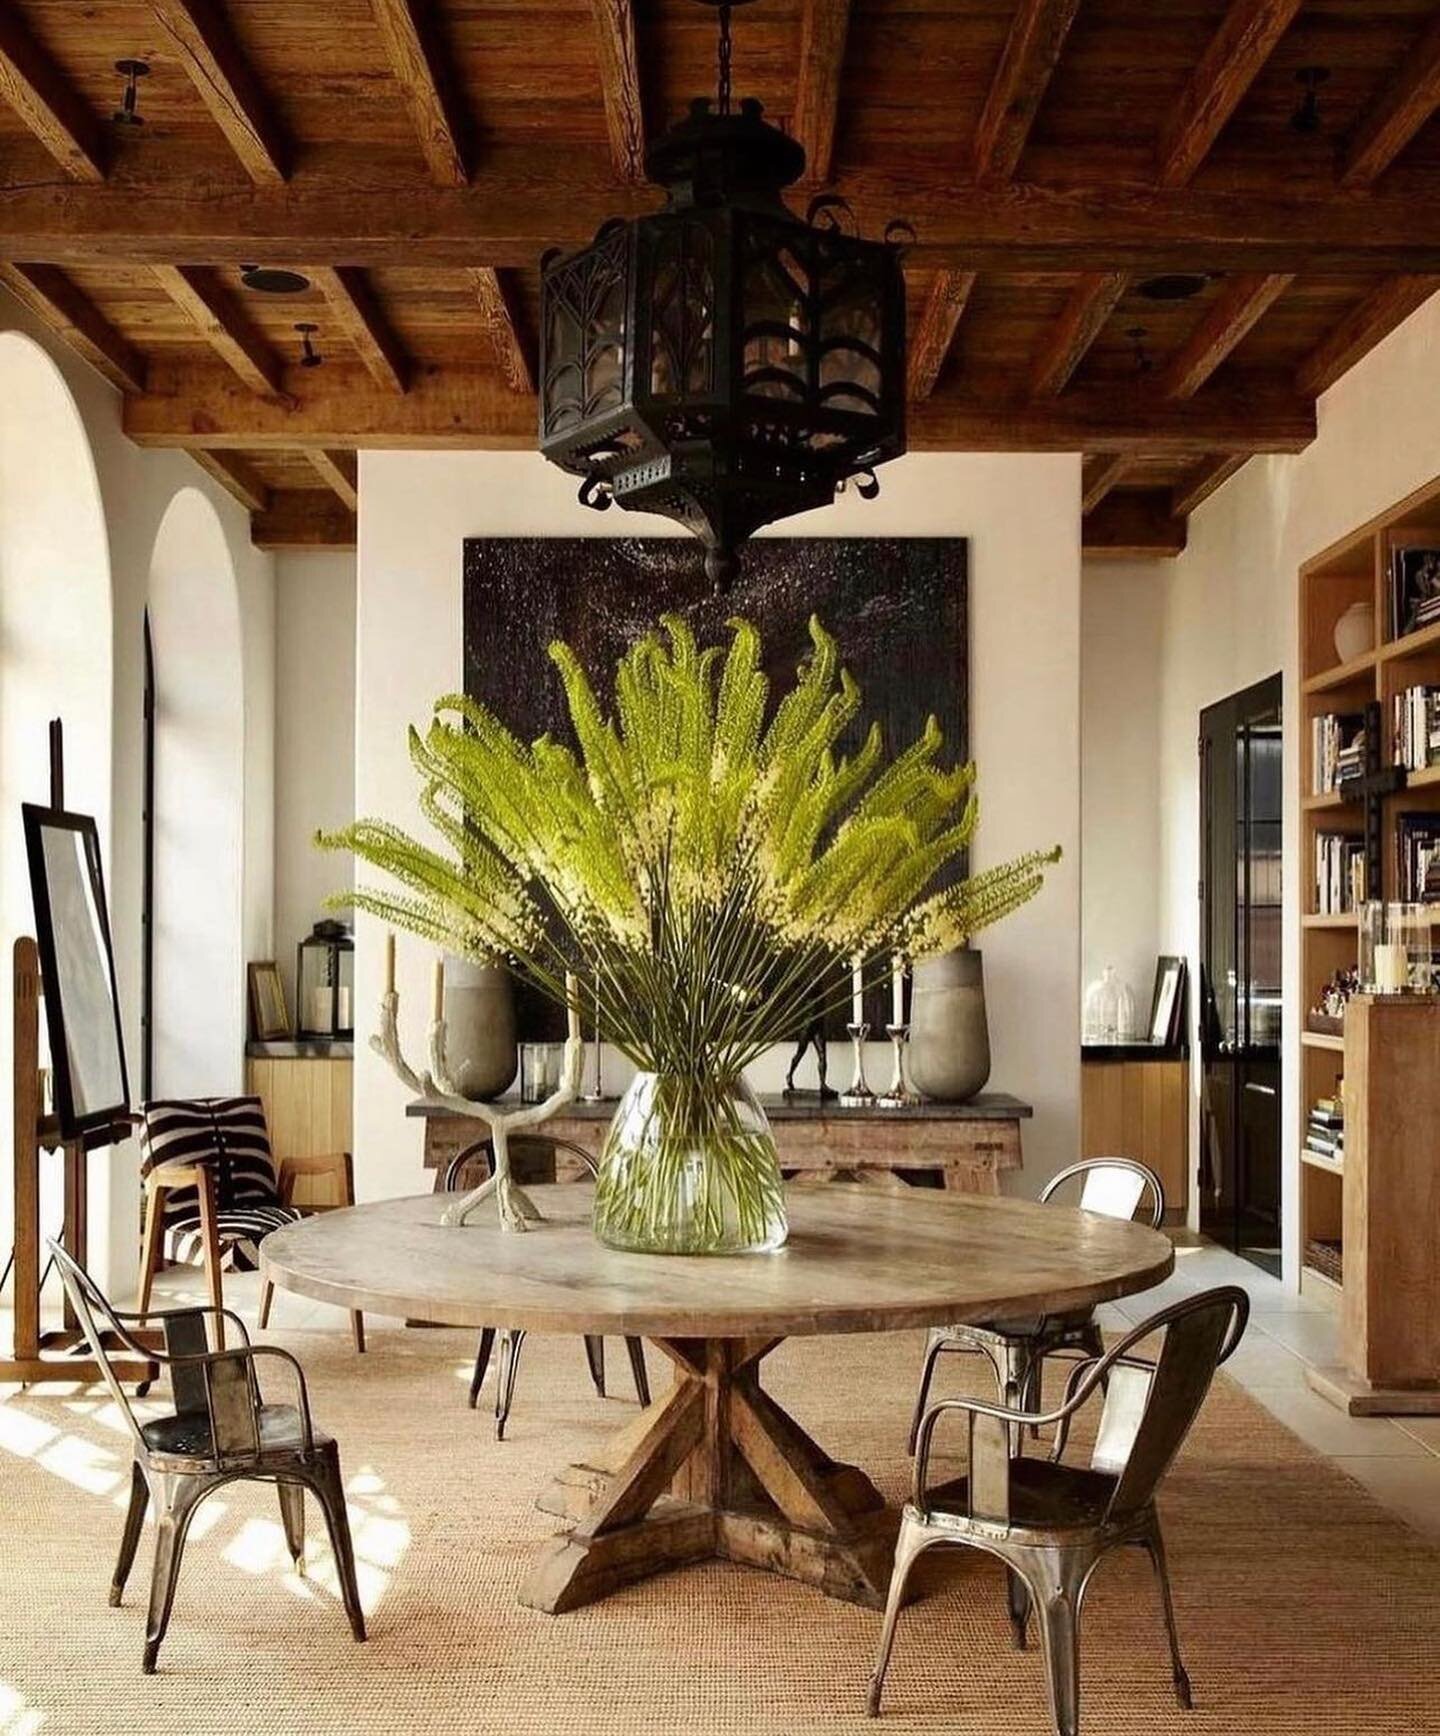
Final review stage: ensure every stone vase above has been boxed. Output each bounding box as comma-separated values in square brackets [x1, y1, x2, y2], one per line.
[1333, 599, 1374, 664]
[442, 958, 517, 1100]
[908, 947, 991, 1103]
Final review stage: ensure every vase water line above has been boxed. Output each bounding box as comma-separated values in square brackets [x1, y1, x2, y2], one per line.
[593, 1071, 787, 1254]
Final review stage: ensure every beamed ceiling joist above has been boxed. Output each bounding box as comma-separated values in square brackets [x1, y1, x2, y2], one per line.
[309, 266, 409, 396]
[794, 1, 852, 186]
[370, 0, 471, 187]
[0, 263, 146, 395]
[907, 271, 977, 401]
[972, 0, 1082, 185]
[590, 0, 645, 185]
[1342, 12, 1440, 189]
[1082, 492, 1188, 559]
[0, 8, 106, 182]
[149, 0, 288, 184]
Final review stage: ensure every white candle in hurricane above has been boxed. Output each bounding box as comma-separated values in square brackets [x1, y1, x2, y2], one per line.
[891, 956, 905, 1026]
[1374, 942, 1409, 993]
[565, 970, 581, 1042]
[431, 957, 444, 1022]
[851, 959, 864, 1026]
[384, 931, 396, 996]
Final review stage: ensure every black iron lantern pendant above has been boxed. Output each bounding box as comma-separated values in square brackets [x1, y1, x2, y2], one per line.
[539, 0, 909, 590]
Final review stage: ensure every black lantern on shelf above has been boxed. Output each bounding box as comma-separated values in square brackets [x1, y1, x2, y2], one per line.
[296, 919, 354, 1041]
[538, 0, 909, 591]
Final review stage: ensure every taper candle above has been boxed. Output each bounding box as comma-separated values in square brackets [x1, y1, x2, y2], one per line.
[891, 956, 905, 1025]
[384, 931, 396, 996]
[851, 958, 864, 1025]
[565, 970, 581, 1042]
[431, 957, 444, 1023]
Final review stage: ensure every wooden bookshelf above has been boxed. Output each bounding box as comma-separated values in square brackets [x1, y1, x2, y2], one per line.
[1297, 471, 1440, 1320]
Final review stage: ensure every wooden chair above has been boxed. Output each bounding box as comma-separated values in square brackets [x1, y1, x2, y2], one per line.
[136, 1096, 364, 1351]
[444, 1136, 651, 1438]
[870, 1285, 1249, 1734]
[50, 1239, 366, 1675]
[907, 1158, 1166, 1453]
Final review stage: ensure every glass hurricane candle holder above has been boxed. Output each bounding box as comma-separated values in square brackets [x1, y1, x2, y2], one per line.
[1358, 901, 1434, 995]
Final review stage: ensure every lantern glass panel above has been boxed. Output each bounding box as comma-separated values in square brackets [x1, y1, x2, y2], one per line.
[297, 925, 355, 1039]
[742, 244, 808, 402]
[649, 221, 716, 399]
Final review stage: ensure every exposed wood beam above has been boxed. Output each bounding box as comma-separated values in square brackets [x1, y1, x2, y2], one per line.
[149, 0, 287, 183]
[470, 267, 534, 395]
[370, 0, 470, 187]
[0, 263, 146, 395]
[794, 0, 852, 184]
[907, 270, 977, 400]
[1082, 491, 1187, 558]
[1157, 0, 1304, 189]
[1030, 273, 1128, 397]
[151, 265, 288, 398]
[1296, 275, 1440, 397]
[1170, 452, 1247, 518]
[189, 448, 271, 514]
[1160, 272, 1293, 400]
[307, 449, 359, 511]
[972, 0, 1082, 185]
[1081, 453, 1129, 514]
[590, 0, 645, 184]
[310, 266, 409, 394]
[0, 8, 105, 181]
[1342, 12, 1440, 188]
[253, 490, 357, 550]
[122, 360, 1317, 457]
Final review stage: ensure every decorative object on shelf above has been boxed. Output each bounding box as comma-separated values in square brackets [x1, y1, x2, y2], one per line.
[328, 615, 1058, 1254]
[536, 0, 908, 591]
[1147, 955, 1189, 1047]
[1389, 545, 1440, 639]
[1082, 964, 1137, 1043]
[840, 1022, 876, 1109]
[247, 960, 292, 1041]
[878, 1023, 920, 1107]
[440, 955, 516, 1100]
[1358, 900, 1434, 993]
[1332, 598, 1374, 664]
[908, 948, 991, 1103]
[782, 984, 837, 1101]
[297, 919, 354, 1039]
[1308, 966, 1358, 1035]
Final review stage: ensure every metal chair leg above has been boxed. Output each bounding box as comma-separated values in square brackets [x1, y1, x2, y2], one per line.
[866, 1515, 934, 1717]
[1007, 1567, 1031, 1650]
[1029, 1553, 1086, 1736]
[495, 1329, 526, 1440]
[906, 1329, 947, 1455]
[468, 1327, 496, 1410]
[583, 1333, 606, 1397]
[350, 1311, 366, 1354]
[277, 1477, 306, 1568]
[625, 1336, 651, 1406]
[1144, 1520, 1193, 1710]
[258, 1279, 275, 1330]
[308, 1449, 366, 1642]
[111, 1461, 150, 1606]
[143, 1478, 205, 1673]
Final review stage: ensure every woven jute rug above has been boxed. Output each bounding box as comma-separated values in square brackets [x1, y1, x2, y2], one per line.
[1, 1322, 1436, 1735]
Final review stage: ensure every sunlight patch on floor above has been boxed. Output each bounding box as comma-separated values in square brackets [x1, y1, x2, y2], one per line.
[0, 1678, 45, 1735]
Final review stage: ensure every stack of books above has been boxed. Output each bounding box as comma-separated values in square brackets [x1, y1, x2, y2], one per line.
[1392, 683, 1440, 771]
[1305, 1097, 1344, 1167]
[1314, 831, 1366, 914]
[1390, 545, 1440, 639]
[1312, 711, 1366, 794]
[1395, 809, 1440, 901]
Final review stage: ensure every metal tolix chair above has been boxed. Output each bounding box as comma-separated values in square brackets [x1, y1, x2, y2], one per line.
[907, 1158, 1166, 1455]
[49, 1239, 366, 1674]
[444, 1138, 651, 1438]
[871, 1285, 1249, 1735]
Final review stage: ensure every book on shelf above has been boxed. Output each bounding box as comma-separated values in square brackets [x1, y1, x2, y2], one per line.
[1305, 1099, 1345, 1163]
[1394, 810, 1440, 902]
[1311, 711, 1366, 795]
[1313, 830, 1366, 914]
[1390, 545, 1440, 639]
[1391, 684, 1440, 772]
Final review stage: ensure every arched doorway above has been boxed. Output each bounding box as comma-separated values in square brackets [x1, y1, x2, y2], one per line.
[147, 488, 245, 1097]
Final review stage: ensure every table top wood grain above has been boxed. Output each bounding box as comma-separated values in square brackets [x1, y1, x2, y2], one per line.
[261, 1186, 1173, 1340]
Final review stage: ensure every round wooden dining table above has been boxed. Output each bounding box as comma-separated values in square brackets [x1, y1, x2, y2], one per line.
[261, 1184, 1172, 1615]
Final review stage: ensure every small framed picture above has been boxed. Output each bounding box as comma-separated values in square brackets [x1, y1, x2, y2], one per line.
[1148, 956, 1187, 1048]
[248, 961, 291, 1040]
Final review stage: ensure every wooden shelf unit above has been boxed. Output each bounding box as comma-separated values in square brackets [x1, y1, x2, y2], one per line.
[1297, 472, 1440, 1310]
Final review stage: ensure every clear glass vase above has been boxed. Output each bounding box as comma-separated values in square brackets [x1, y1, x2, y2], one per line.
[592, 1071, 788, 1255]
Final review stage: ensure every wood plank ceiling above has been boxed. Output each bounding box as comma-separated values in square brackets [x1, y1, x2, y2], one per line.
[4, 2, 1440, 557]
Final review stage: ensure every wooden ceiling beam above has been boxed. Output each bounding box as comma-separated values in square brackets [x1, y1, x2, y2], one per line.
[1030, 273, 1128, 397]
[189, 448, 272, 514]
[1296, 274, 1440, 398]
[370, 0, 470, 187]
[794, 0, 852, 185]
[149, 0, 287, 183]
[0, 263, 146, 395]
[307, 449, 359, 510]
[1160, 272, 1293, 400]
[151, 264, 288, 399]
[470, 268, 534, 395]
[1157, 0, 1304, 189]
[252, 489, 357, 550]
[972, 0, 1082, 185]
[1082, 491, 1187, 558]
[0, 8, 106, 181]
[907, 270, 977, 401]
[1170, 453, 1248, 518]
[122, 360, 1316, 457]
[1342, 12, 1440, 188]
[310, 266, 409, 394]
[590, 0, 645, 184]
[1081, 453, 1129, 514]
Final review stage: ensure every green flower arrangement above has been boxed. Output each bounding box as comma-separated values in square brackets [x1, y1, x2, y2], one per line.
[324, 614, 1058, 1254]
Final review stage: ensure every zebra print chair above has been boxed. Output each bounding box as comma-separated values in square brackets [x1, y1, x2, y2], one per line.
[137, 1097, 364, 1351]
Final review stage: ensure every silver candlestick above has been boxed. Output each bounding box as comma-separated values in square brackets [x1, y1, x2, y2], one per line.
[839, 1022, 875, 1107]
[877, 1022, 920, 1107]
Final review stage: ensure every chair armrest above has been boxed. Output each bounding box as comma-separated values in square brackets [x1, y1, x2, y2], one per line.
[113, 1301, 253, 1349]
[276, 1151, 353, 1208]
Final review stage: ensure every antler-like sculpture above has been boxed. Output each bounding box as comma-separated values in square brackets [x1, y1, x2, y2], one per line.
[371, 942, 583, 1231]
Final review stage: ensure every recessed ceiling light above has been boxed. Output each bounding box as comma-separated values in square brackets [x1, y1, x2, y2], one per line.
[1136, 274, 1210, 303]
[240, 265, 312, 295]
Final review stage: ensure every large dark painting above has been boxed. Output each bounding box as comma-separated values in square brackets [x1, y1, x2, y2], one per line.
[462, 536, 968, 1036]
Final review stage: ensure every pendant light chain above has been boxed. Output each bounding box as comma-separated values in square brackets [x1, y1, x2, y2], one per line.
[717, 3, 733, 115]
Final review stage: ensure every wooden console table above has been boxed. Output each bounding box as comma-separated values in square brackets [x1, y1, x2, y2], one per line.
[411, 1092, 1031, 1195]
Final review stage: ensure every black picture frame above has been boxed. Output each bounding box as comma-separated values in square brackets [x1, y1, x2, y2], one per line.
[1147, 955, 1189, 1049]
[23, 802, 131, 1139]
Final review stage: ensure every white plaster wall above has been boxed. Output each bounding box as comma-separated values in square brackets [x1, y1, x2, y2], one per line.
[273, 550, 357, 1013]
[355, 449, 1082, 1205]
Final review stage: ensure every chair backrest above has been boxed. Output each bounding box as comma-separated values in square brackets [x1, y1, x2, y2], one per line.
[140, 1096, 281, 1234]
[1098, 1285, 1249, 1521]
[48, 1240, 148, 1450]
[1040, 1157, 1165, 1228]
[443, 1133, 597, 1191]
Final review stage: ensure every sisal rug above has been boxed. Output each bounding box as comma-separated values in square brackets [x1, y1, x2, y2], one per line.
[0, 1323, 1436, 1736]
